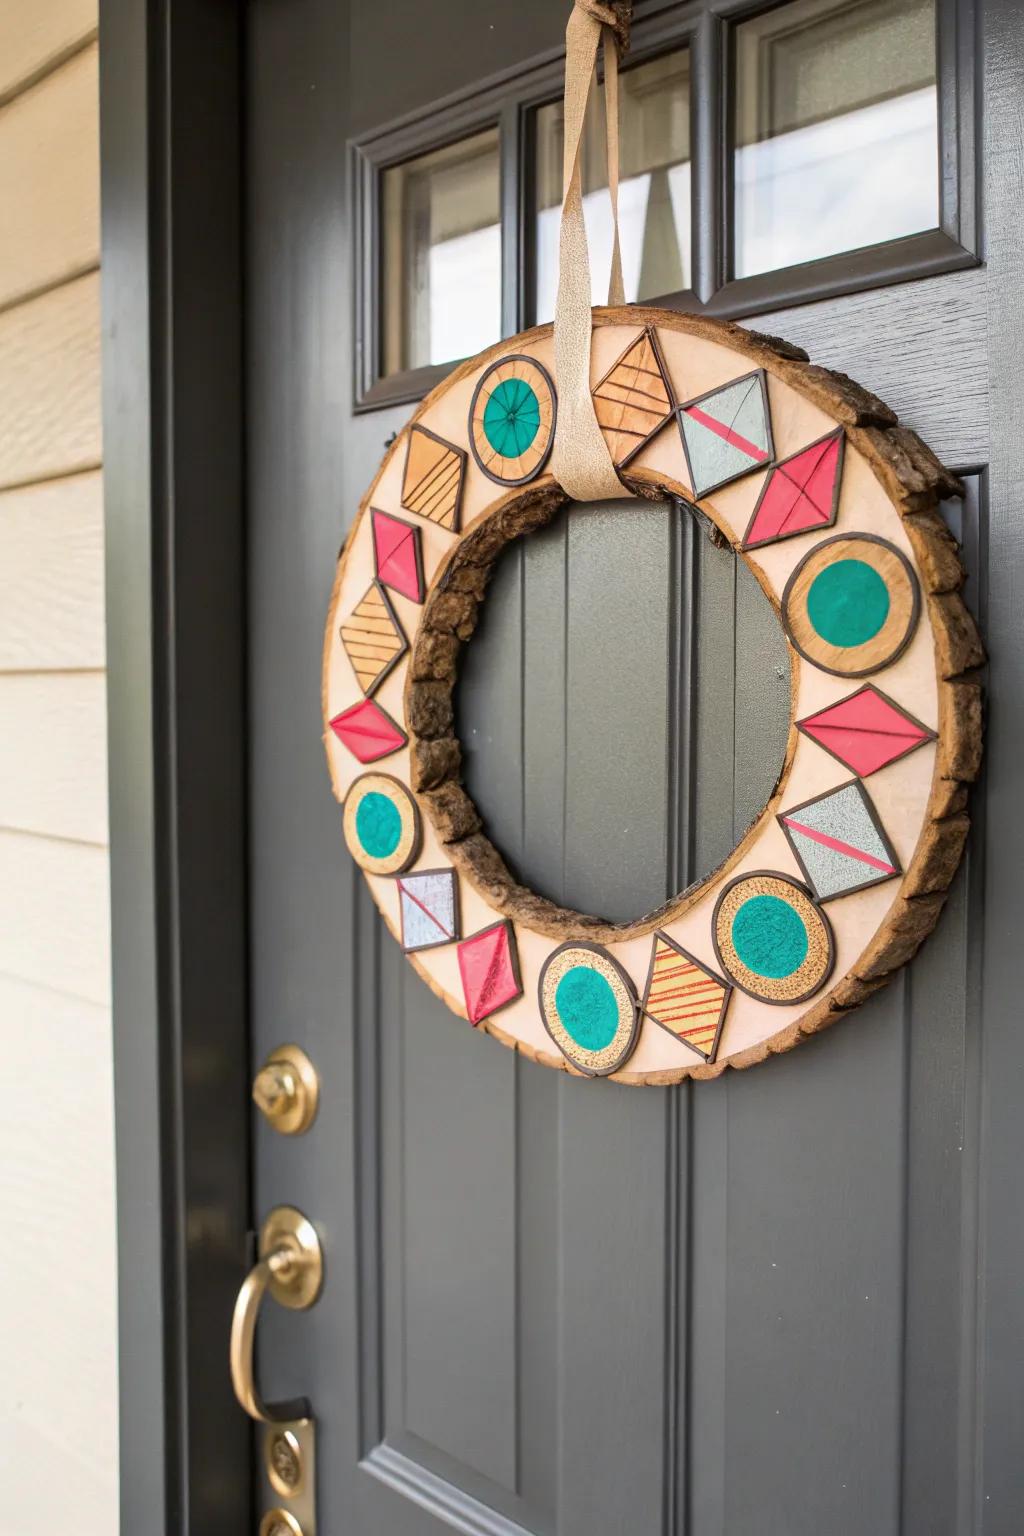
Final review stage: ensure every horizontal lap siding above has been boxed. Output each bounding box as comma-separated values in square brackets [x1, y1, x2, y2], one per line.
[0, 18, 116, 1536]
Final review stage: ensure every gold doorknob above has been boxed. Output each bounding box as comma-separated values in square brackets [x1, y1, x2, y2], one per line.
[230, 1206, 323, 1425]
[252, 1044, 319, 1135]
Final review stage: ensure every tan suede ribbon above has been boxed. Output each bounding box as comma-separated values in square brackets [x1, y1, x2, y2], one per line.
[549, 1, 627, 502]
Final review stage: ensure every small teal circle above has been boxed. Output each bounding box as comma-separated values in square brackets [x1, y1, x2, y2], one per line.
[355, 791, 402, 859]
[483, 377, 541, 459]
[732, 894, 808, 979]
[555, 965, 620, 1052]
[806, 558, 890, 648]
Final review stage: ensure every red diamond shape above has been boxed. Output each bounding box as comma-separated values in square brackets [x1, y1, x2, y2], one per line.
[329, 697, 407, 763]
[743, 430, 843, 549]
[371, 508, 425, 603]
[796, 684, 936, 778]
[457, 920, 522, 1024]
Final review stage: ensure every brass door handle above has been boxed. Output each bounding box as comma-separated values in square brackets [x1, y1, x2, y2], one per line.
[230, 1206, 324, 1425]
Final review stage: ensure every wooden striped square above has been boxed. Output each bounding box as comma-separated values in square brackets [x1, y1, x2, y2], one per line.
[401, 424, 466, 531]
[339, 579, 407, 696]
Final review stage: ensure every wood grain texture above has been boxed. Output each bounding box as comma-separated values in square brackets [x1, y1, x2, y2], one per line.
[0, 0, 95, 105]
[0, 671, 108, 844]
[0, 470, 104, 669]
[0, 272, 101, 491]
[0, 829, 110, 1004]
[0, 973, 117, 1535]
[0, 43, 99, 309]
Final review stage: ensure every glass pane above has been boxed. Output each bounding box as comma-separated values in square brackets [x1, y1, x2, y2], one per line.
[733, 0, 938, 279]
[532, 48, 691, 323]
[381, 129, 500, 376]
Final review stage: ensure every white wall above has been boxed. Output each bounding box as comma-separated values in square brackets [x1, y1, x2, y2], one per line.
[0, 4, 118, 1529]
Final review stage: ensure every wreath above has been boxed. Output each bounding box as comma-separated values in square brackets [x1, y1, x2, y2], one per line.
[321, 5, 983, 1083]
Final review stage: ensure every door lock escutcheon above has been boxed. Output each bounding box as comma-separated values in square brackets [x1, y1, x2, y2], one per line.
[252, 1044, 319, 1135]
[231, 1206, 322, 1534]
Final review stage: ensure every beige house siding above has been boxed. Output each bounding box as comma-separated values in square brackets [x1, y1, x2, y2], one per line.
[0, 9, 117, 1533]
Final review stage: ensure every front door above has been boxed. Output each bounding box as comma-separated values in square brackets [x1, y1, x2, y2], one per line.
[243, 2, 1017, 1532]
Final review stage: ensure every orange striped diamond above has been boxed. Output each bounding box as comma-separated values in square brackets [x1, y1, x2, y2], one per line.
[642, 934, 731, 1063]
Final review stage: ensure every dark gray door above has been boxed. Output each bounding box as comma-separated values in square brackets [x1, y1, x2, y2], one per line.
[245, 2, 1022, 1533]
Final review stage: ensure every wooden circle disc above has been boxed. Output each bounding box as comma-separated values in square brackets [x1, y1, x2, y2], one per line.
[469, 355, 556, 485]
[782, 532, 920, 677]
[538, 942, 640, 1076]
[342, 772, 421, 875]
[712, 872, 835, 1005]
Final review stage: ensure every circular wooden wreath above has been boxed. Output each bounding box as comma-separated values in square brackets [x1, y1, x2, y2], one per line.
[322, 309, 983, 1084]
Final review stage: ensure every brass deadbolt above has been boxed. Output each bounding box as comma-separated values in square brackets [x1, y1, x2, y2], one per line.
[265, 1427, 304, 1497]
[259, 1510, 304, 1536]
[253, 1044, 319, 1135]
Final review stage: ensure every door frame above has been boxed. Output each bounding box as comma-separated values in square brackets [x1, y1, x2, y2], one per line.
[99, 1, 251, 1530]
[99, 0, 1024, 1532]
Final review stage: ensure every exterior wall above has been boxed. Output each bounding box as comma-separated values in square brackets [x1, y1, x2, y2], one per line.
[0, 5, 117, 1531]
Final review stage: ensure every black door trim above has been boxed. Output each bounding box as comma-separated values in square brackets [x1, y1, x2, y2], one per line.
[99, 1, 250, 1530]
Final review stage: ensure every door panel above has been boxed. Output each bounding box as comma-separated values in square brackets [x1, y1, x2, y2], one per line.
[245, 3, 994, 1534]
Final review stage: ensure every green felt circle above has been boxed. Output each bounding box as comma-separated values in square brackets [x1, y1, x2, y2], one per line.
[555, 965, 620, 1052]
[806, 558, 890, 648]
[483, 377, 541, 459]
[732, 894, 809, 979]
[355, 791, 402, 859]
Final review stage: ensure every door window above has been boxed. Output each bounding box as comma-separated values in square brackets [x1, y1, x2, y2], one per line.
[355, 0, 972, 407]
[532, 47, 692, 321]
[381, 129, 501, 377]
[733, 0, 938, 278]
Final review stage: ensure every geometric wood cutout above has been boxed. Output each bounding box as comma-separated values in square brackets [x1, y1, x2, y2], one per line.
[592, 327, 675, 468]
[468, 355, 557, 486]
[457, 920, 523, 1025]
[398, 868, 461, 953]
[677, 369, 774, 498]
[641, 933, 731, 1062]
[778, 780, 902, 902]
[401, 424, 467, 532]
[538, 941, 640, 1077]
[371, 507, 425, 604]
[743, 428, 844, 549]
[328, 696, 407, 763]
[796, 684, 936, 778]
[782, 532, 920, 678]
[712, 871, 835, 1005]
[338, 579, 407, 697]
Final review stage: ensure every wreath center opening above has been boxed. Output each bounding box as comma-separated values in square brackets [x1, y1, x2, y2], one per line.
[408, 486, 791, 932]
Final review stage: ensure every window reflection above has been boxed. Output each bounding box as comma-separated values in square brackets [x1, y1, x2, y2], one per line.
[381, 129, 501, 376]
[733, 0, 938, 279]
[533, 49, 691, 322]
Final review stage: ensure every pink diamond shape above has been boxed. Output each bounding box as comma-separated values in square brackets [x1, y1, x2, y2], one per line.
[457, 921, 522, 1024]
[797, 684, 936, 778]
[329, 697, 407, 763]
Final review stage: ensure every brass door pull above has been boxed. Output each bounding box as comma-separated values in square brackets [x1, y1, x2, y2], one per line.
[230, 1206, 323, 1424]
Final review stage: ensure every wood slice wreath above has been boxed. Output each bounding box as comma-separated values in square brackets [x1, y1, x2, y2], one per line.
[322, 308, 984, 1083]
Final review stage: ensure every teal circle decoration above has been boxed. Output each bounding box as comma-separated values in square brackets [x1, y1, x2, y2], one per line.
[483, 378, 541, 459]
[538, 942, 640, 1076]
[554, 965, 619, 1051]
[732, 894, 808, 979]
[806, 558, 890, 648]
[355, 791, 402, 860]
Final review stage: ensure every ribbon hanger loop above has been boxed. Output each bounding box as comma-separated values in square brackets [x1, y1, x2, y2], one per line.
[549, 0, 633, 503]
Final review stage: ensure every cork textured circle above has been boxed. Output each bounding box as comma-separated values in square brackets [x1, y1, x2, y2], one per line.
[712, 873, 835, 1005]
[469, 355, 556, 485]
[322, 308, 983, 1084]
[782, 533, 920, 677]
[538, 943, 640, 1077]
[342, 772, 421, 876]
